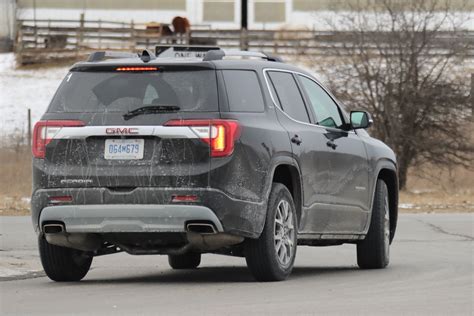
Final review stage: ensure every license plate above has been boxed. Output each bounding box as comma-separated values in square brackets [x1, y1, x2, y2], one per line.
[104, 139, 144, 160]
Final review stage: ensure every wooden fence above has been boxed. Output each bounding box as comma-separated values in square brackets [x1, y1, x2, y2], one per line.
[15, 17, 474, 65]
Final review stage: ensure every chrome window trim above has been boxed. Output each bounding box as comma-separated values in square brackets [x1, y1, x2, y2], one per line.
[262, 68, 355, 134]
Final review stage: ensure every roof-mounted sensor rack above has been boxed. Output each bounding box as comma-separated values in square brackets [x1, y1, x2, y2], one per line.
[155, 45, 220, 59]
[86, 47, 283, 63]
[203, 50, 283, 62]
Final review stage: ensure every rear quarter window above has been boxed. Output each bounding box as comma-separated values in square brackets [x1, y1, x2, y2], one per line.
[222, 70, 265, 112]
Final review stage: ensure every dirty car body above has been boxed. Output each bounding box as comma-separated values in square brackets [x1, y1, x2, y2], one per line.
[31, 48, 398, 282]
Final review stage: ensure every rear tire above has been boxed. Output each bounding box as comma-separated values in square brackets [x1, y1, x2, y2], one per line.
[245, 183, 297, 281]
[357, 179, 390, 269]
[38, 236, 92, 282]
[168, 253, 201, 269]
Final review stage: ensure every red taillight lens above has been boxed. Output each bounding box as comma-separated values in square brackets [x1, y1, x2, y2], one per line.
[32, 120, 85, 158]
[48, 195, 73, 204]
[165, 119, 240, 157]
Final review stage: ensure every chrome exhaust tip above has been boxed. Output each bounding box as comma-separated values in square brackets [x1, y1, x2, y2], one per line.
[43, 223, 65, 234]
[186, 222, 217, 234]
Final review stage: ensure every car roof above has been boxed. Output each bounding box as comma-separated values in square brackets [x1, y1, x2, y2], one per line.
[70, 53, 313, 78]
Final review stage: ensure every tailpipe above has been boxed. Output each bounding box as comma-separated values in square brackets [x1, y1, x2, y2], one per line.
[186, 222, 218, 234]
[43, 223, 65, 234]
[42, 223, 101, 252]
[186, 231, 244, 251]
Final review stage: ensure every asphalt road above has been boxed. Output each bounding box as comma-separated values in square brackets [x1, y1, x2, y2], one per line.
[0, 213, 473, 315]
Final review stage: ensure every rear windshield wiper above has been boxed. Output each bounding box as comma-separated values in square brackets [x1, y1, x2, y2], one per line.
[123, 105, 180, 120]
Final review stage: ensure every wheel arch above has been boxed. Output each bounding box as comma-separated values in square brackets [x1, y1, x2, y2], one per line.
[375, 164, 398, 243]
[267, 157, 303, 227]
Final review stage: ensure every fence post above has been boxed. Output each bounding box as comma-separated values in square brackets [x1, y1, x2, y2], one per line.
[130, 20, 135, 51]
[98, 19, 102, 50]
[27, 108, 31, 149]
[471, 73, 473, 121]
[76, 13, 84, 53]
[16, 20, 23, 65]
[240, 28, 248, 50]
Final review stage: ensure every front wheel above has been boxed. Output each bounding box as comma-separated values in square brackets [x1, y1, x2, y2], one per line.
[39, 236, 92, 282]
[245, 183, 297, 281]
[357, 179, 390, 269]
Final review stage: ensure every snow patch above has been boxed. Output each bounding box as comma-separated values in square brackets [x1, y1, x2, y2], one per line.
[0, 53, 69, 136]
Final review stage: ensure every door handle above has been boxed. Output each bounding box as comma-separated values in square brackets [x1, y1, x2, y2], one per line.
[291, 135, 302, 145]
[326, 140, 337, 150]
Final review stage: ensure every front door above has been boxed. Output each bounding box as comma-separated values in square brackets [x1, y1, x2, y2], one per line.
[296, 74, 371, 234]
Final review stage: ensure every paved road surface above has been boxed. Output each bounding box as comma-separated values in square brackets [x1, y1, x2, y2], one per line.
[0, 214, 473, 315]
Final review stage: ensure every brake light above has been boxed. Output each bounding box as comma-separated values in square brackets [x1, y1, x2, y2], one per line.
[32, 120, 85, 158]
[165, 119, 240, 157]
[116, 67, 158, 71]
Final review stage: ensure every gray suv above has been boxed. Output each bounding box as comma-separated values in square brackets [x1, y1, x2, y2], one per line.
[31, 47, 398, 282]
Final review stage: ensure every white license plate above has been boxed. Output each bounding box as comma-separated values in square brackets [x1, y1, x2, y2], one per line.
[104, 139, 144, 160]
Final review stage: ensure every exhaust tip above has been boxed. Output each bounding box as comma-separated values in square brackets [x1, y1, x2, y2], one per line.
[43, 223, 65, 234]
[186, 222, 217, 234]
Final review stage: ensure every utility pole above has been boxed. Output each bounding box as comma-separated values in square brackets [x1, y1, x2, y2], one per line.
[240, 0, 248, 50]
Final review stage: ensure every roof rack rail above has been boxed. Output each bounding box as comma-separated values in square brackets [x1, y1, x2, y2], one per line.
[87, 51, 138, 62]
[203, 50, 283, 62]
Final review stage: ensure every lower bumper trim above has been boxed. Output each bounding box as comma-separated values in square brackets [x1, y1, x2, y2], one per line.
[39, 204, 224, 233]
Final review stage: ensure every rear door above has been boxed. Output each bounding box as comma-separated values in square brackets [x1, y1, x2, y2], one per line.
[265, 70, 335, 234]
[37, 65, 219, 189]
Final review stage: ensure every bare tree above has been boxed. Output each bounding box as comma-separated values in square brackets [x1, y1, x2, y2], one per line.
[316, 0, 473, 189]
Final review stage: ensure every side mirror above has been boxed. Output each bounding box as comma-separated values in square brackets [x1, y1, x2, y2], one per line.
[350, 111, 373, 129]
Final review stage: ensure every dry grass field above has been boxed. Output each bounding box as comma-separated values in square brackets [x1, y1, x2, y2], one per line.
[0, 144, 31, 215]
[0, 143, 472, 216]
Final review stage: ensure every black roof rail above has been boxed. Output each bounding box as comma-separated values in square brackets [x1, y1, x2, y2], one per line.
[203, 49, 283, 62]
[87, 51, 138, 62]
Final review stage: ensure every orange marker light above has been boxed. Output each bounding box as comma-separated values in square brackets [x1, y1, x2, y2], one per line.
[213, 125, 226, 152]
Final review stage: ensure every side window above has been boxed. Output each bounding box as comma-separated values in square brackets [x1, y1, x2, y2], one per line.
[298, 75, 343, 128]
[268, 71, 310, 123]
[223, 70, 265, 112]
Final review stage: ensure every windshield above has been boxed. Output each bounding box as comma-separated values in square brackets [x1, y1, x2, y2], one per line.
[48, 69, 218, 113]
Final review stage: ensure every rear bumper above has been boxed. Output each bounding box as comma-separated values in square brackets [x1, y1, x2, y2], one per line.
[31, 187, 267, 238]
[39, 204, 224, 233]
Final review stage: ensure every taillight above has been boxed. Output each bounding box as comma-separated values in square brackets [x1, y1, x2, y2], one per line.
[165, 119, 241, 157]
[32, 120, 85, 158]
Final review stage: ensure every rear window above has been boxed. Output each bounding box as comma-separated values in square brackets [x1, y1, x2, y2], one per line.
[48, 69, 218, 113]
[222, 70, 265, 112]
